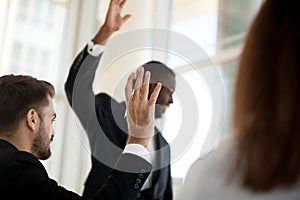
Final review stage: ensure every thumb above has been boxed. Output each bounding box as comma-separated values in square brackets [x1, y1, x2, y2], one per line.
[122, 14, 132, 23]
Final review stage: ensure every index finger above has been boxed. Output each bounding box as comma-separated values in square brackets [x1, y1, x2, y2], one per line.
[134, 67, 144, 98]
[140, 71, 150, 100]
[125, 72, 135, 102]
[120, 0, 127, 7]
[148, 83, 162, 106]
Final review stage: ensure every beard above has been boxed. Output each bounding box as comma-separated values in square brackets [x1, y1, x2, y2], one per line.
[155, 104, 165, 118]
[31, 122, 52, 160]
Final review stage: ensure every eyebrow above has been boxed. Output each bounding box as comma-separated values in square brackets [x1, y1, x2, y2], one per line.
[161, 85, 174, 93]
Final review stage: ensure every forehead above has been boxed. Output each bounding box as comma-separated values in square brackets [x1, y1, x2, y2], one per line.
[143, 63, 176, 91]
[151, 73, 176, 92]
[41, 96, 55, 117]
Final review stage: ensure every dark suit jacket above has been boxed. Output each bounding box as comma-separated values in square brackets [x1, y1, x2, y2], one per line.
[0, 139, 151, 200]
[65, 46, 173, 200]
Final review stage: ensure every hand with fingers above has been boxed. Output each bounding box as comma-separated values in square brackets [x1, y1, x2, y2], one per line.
[125, 67, 162, 147]
[93, 0, 131, 45]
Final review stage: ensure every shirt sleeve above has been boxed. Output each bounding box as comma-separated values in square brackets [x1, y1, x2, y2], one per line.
[123, 144, 150, 163]
[87, 40, 105, 57]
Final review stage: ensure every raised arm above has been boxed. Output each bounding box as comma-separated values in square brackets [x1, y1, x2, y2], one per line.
[92, 0, 131, 45]
[64, 0, 131, 105]
[64, 0, 153, 176]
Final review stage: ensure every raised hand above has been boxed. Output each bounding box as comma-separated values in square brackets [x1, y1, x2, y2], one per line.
[93, 0, 131, 45]
[125, 67, 161, 147]
[104, 0, 131, 32]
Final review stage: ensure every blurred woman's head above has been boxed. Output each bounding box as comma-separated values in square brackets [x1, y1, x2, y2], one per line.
[233, 0, 300, 192]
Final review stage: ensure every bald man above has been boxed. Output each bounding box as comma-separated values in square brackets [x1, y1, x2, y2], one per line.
[65, 1, 175, 199]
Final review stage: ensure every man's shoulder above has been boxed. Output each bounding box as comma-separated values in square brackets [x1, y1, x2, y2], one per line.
[0, 150, 44, 169]
[0, 150, 47, 187]
[96, 92, 113, 101]
[95, 92, 125, 109]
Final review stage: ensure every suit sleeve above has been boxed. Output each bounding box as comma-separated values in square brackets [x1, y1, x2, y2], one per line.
[65, 45, 95, 107]
[12, 152, 152, 200]
[64, 44, 151, 176]
[64, 45, 113, 160]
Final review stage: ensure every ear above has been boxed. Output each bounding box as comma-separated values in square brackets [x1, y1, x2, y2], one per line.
[26, 109, 40, 132]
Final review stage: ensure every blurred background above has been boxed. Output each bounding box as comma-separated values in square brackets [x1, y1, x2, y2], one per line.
[0, 0, 262, 198]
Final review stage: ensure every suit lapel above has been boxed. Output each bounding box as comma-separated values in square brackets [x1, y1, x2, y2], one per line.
[152, 127, 170, 198]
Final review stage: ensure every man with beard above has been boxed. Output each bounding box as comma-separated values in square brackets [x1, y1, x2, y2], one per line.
[0, 72, 161, 199]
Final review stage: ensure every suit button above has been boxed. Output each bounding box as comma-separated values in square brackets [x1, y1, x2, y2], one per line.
[136, 192, 141, 199]
[134, 184, 139, 190]
[140, 169, 146, 174]
[138, 174, 144, 179]
[136, 178, 141, 184]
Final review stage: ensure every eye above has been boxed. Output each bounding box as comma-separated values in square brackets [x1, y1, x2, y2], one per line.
[51, 117, 56, 124]
[51, 114, 57, 124]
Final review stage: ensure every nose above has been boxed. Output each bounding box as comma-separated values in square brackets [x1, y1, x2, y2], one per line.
[169, 94, 173, 104]
[51, 130, 55, 140]
[51, 135, 54, 142]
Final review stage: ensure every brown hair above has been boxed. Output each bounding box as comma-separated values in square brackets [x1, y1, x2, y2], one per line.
[0, 74, 55, 135]
[233, 0, 300, 191]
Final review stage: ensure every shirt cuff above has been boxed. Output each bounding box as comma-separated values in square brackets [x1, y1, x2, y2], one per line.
[123, 144, 150, 163]
[87, 40, 105, 57]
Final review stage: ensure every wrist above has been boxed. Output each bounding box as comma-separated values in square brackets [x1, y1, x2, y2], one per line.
[126, 136, 151, 148]
[92, 25, 114, 45]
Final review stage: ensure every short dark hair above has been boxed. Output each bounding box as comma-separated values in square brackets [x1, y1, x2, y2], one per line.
[141, 61, 176, 93]
[0, 75, 55, 135]
[143, 61, 175, 81]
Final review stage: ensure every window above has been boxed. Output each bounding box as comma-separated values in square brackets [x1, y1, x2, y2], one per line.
[167, 0, 262, 180]
[0, 0, 66, 83]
